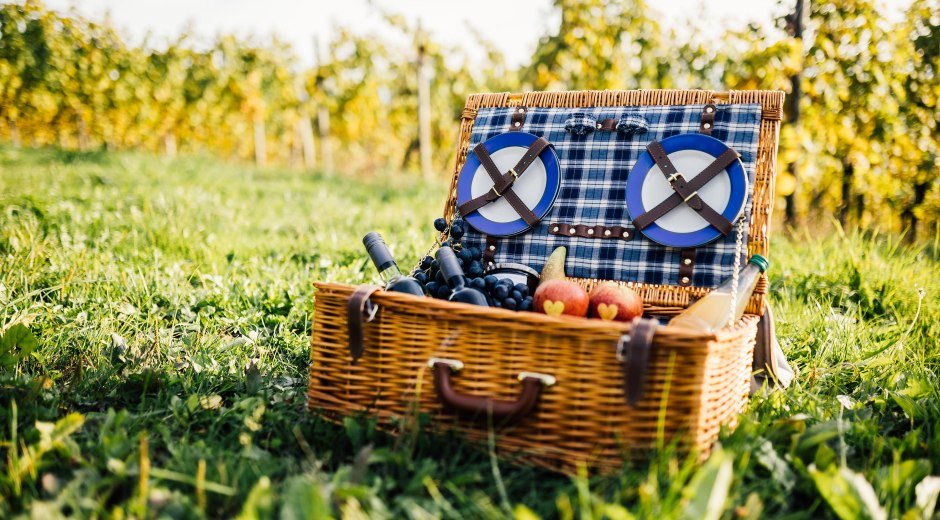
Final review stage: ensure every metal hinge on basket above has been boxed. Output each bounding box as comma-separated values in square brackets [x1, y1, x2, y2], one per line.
[617, 318, 659, 406]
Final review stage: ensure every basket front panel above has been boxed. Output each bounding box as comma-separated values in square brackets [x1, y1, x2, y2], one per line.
[459, 104, 762, 288]
[308, 283, 759, 471]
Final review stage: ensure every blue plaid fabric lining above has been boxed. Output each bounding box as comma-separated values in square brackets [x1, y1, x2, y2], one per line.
[458, 104, 762, 288]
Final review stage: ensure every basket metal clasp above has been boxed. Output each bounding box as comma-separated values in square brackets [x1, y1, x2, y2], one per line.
[428, 357, 464, 372]
[616, 334, 631, 362]
[517, 372, 557, 387]
[363, 300, 379, 322]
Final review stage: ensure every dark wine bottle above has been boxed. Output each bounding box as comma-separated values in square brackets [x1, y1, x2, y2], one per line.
[362, 232, 425, 296]
[436, 246, 489, 306]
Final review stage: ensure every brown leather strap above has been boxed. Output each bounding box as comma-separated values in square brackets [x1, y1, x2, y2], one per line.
[457, 138, 549, 225]
[548, 222, 634, 241]
[456, 144, 515, 215]
[753, 301, 776, 387]
[700, 104, 716, 135]
[597, 118, 618, 131]
[347, 285, 382, 362]
[510, 106, 527, 131]
[482, 235, 498, 268]
[622, 317, 658, 406]
[678, 248, 695, 286]
[432, 362, 546, 424]
[632, 142, 737, 236]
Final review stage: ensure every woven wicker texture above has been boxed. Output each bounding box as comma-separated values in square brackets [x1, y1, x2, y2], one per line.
[308, 89, 783, 473]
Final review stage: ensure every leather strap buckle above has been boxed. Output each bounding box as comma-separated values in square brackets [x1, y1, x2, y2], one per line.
[666, 172, 682, 184]
[683, 190, 699, 203]
[490, 184, 504, 197]
[508, 168, 519, 179]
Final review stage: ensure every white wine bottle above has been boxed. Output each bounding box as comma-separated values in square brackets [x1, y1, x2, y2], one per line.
[669, 255, 769, 332]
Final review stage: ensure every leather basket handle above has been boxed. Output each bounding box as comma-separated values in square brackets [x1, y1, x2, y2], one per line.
[347, 285, 382, 362]
[428, 358, 555, 425]
[617, 317, 659, 406]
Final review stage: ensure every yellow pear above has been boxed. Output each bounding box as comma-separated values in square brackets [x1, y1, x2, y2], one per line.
[540, 246, 567, 282]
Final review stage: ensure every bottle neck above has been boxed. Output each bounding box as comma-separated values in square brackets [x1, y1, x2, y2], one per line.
[446, 274, 466, 291]
[436, 246, 466, 290]
[737, 263, 763, 294]
[377, 262, 403, 284]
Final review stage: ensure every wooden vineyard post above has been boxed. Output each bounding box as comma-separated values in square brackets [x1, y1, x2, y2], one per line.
[253, 112, 266, 167]
[296, 79, 317, 169]
[784, 0, 807, 226]
[314, 38, 333, 173]
[417, 25, 433, 181]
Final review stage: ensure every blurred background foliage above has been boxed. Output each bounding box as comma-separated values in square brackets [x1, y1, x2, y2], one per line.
[0, 0, 937, 238]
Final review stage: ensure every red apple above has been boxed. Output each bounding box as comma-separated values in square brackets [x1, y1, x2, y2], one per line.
[588, 282, 643, 322]
[533, 279, 589, 318]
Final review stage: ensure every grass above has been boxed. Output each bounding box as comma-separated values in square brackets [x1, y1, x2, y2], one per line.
[0, 145, 938, 519]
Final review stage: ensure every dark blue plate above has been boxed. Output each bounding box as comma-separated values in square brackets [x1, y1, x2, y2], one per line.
[457, 132, 560, 237]
[626, 133, 747, 248]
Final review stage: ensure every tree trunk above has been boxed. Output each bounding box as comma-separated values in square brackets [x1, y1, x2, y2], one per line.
[784, 0, 806, 227]
[904, 181, 930, 242]
[77, 116, 89, 151]
[854, 192, 865, 227]
[298, 115, 316, 169]
[253, 114, 266, 167]
[417, 35, 433, 181]
[164, 133, 177, 157]
[317, 104, 331, 172]
[838, 159, 854, 227]
[11, 120, 22, 148]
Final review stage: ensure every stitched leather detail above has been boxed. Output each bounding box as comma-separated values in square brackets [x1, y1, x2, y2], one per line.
[678, 249, 695, 286]
[700, 104, 716, 135]
[597, 118, 618, 131]
[510, 106, 527, 131]
[548, 223, 635, 241]
[483, 235, 498, 268]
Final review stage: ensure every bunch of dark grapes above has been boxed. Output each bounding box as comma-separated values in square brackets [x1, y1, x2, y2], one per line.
[412, 217, 533, 312]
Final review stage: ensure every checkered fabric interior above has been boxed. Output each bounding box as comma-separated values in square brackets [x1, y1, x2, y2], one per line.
[457, 104, 763, 288]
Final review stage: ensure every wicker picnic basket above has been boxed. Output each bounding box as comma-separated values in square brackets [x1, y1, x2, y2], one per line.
[308, 89, 784, 473]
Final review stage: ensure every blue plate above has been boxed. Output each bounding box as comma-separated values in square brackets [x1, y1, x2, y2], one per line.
[457, 132, 560, 237]
[626, 133, 748, 248]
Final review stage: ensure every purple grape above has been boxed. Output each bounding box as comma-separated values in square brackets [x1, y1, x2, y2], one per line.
[434, 218, 448, 232]
[511, 289, 523, 302]
[494, 285, 509, 300]
[503, 297, 518, 310]
[483, 275, 498, 290]
[467, 263, 484, 278]
[451, 222, 465, 240]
